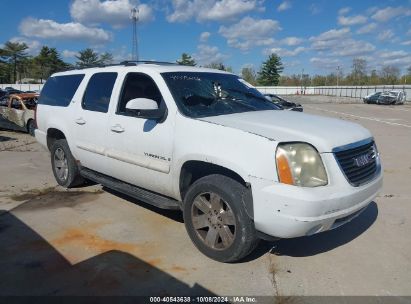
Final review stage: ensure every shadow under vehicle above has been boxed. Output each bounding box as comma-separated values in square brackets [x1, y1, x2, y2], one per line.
[0, 93, 38, 136]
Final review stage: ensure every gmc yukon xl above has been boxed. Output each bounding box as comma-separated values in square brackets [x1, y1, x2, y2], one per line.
[35, 61, 383, 262]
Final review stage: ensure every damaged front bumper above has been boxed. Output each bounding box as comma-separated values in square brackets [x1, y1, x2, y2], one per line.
[250, 171, 383, 239]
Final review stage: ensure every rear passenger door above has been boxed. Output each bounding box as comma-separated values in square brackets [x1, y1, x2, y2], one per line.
[73, 72, 118, 175]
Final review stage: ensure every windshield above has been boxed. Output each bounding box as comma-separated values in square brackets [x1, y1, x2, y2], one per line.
[162, 72, 280, 118]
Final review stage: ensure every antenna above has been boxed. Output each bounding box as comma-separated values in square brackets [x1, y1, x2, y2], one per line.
[131, 7, 139, 61]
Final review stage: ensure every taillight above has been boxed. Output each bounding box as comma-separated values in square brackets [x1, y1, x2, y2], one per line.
[34, 104, 38, 128]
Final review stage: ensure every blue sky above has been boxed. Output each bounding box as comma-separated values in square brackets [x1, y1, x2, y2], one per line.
[1, 0, 411, 75]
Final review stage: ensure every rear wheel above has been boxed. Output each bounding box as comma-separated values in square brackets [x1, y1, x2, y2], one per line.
[183, 174, 258, 262]
[27, 119, 36, 136]
[51, 139, 84, 188]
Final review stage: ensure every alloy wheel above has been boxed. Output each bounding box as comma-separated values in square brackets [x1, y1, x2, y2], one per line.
[191, 192, 236, 250]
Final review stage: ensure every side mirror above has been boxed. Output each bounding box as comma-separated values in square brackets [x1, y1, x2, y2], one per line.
[125, 98, 166, 121]
[126, 98, 159, 111]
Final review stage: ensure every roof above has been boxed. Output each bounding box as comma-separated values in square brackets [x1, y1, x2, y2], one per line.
[52, 61, 232, 77]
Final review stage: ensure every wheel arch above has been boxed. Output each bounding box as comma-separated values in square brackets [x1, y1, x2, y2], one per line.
[47, 128, 67, 150]
[179, 160, 254, 219]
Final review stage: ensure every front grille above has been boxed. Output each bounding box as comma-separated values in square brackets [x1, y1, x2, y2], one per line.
[334, 140, 378, 186]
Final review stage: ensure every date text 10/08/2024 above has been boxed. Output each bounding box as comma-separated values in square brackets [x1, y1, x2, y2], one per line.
[149, 296, 258, 303]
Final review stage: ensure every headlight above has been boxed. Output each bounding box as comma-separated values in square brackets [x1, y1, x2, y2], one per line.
[276, 143, 328, 187]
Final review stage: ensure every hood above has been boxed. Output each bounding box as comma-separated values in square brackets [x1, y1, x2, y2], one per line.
[199, 110, 372, 153]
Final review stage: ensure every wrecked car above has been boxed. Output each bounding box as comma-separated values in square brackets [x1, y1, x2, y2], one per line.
[0, 93, 38, 135]
[363, 92, 381, 104]
[377, 91, 406, 105]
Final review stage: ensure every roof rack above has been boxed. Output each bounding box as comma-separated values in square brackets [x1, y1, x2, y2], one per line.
[119, 60, 178, 66]
[62, 60, 179, 72]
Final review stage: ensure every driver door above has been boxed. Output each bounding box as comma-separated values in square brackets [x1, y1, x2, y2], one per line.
[106, 72, 175, 197]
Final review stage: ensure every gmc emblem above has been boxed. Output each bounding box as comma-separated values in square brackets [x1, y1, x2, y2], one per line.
[353, 153, 372, 167]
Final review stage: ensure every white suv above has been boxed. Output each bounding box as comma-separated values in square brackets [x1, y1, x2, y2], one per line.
[35, 62, 383, 262]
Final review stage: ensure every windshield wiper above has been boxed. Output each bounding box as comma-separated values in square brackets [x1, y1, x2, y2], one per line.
[223, 87, 268, 102]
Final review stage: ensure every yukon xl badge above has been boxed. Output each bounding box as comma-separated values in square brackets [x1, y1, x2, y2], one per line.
[353, 153, 372, 167]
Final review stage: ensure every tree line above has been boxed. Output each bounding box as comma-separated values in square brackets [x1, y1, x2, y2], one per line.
[1, 40, 410, 86]
[177, 52, 283, 86]
[278, 58, 411, 87]
[0, 41, 114, 84]
[175, 53, 411, 87]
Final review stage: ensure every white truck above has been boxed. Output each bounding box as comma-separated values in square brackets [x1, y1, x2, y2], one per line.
[35, 62, 383, 262]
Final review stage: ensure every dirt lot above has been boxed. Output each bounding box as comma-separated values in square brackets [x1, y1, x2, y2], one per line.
[1, 98, 411, 299]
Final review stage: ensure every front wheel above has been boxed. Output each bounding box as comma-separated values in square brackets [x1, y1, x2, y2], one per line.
[51, 139, 84, 188]
[183, 174, 258, 262]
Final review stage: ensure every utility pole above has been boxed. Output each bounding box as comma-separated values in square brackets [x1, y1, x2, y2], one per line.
[131, 7, 139, 61]
[336, 65, 340, 87]
[300, 68, 304, 94]
[336, 65, 340, 97]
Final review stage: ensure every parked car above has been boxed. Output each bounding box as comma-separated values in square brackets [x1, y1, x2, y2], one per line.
[363, 92, 381, 104]
[0, 89, 7, 99]
[35, 62, 382, 262]
[3, 89, 22, 95]
[0, 93, 38, 135]
[377, 91, 406, 105]
[3, 86, 16, 91]
[264, 93, 303, 112]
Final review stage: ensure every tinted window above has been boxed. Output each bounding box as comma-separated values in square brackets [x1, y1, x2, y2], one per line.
[82, 73, 117, 113]
[38, 74, 84, 106]
[117, 73, 163, 114]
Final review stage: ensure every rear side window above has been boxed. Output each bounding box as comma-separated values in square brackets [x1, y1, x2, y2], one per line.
[82, 72, 117, 113]
[38, 74, 84, 107]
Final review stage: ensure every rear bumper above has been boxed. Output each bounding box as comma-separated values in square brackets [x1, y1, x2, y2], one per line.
[251, 160, 383, 238]
[34, 129, 48, 149]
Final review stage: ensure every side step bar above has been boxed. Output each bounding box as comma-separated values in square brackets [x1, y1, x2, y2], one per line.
[80, 167, 181, 210]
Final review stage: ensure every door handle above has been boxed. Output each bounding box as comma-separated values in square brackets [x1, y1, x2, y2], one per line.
[111, 124, 125, 133]
[75, 118, 86, 125]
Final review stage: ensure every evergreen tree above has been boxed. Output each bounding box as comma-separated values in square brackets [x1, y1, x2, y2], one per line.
[176, 53, 196, 66]
[2, 41, 29, 83]
[34, 46, 68, 81]
[257, 54, 283, 86]
[76, 48, 100, 68]
[99, 52, 114, 65]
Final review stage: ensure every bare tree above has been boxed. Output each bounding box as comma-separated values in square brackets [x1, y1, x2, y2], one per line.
[241, 67, 257, 85]
[350, 58, 367, 85]
[380, 65, 400, 85]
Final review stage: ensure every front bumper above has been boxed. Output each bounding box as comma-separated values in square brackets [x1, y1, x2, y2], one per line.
[251, 153, 383, 238]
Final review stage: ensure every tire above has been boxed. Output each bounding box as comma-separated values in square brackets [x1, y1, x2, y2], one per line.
[27, 119, 36, 136]
[183, 174, 259, 262]
[50, 139, 84, 188]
